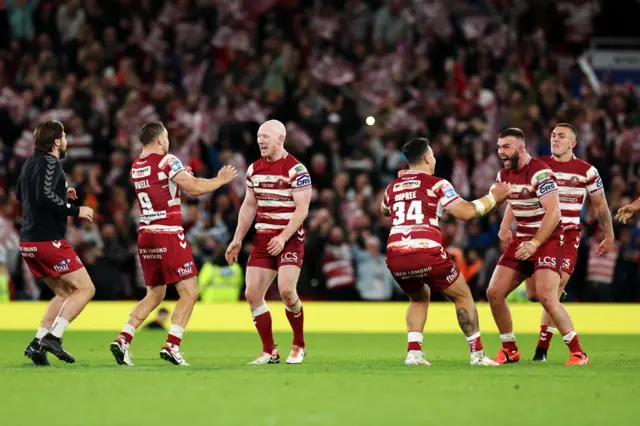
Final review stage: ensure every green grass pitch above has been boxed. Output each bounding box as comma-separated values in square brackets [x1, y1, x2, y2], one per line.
[1, 331, 638, 426]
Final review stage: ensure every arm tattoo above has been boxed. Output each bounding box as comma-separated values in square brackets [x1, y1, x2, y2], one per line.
[596, 205, 615, 239]
[456, 306, 480, 337]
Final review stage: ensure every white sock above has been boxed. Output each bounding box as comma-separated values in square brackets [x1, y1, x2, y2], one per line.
[408, 331, 423, 350]
[120, 324, 136, 345]
[546, 327, 556, 335]
[284, 299, 302, 314]
[466, 332, 483, 356]
[50, 317, 70, 338]
[168, 324, 185, 346]
[499, 332, 516, 342]
[251, 303, 270, 318]
[562, 331, 577, 344]
[35, 327, 49, 340]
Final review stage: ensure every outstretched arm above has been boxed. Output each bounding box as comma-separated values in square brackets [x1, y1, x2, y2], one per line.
[173, 165, 237, 196]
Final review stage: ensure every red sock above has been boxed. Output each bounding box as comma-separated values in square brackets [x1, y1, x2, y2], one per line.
[119, 332, 133, 344]
[166, 334, 182, 346]
[537, 325, 554, 350]
[253, 311, 276, 353]
[285, 304, 305, 348]
[502, 341, 518, 352]
[467, 332, 483, 353]
[565, 332, 583, 353]
[408, 341, 421, 351]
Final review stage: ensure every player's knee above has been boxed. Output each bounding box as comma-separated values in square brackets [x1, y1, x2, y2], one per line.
[526, 288, 538, 302]
[245, 287, 262, 304]
[538, 292, 558, 310]
[279, 288, 297, 304]
[486, 285, 503, 303]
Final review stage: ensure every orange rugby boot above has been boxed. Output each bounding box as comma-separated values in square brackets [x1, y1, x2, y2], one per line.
[565, 352, 590, 365]
[492, 348, 521, 364]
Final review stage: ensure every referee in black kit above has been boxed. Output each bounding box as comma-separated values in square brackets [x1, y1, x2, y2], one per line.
[17, 120, 95, 366]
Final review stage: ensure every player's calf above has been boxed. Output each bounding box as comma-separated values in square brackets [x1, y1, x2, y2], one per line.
[444, 276, 499, 366]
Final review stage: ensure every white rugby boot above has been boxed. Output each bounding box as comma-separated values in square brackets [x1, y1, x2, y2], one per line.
[286, 346, 306, 364]
[405, 350, 431, 366]
[110, 337, 134, 366]
[160, 343, 190, 366]
[470, 351, 500, 366]
[248, 349, 280, 365]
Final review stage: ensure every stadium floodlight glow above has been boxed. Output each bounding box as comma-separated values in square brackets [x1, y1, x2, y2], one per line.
[366, 116, 375, 126]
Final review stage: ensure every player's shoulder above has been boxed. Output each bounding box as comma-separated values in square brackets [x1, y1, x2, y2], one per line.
[568, 156, 596, 174]
[285, 154, 309, 177]
[528, 157, 553, 172]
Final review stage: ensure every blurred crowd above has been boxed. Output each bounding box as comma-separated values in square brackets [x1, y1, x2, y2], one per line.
[1, 0, 639, 303]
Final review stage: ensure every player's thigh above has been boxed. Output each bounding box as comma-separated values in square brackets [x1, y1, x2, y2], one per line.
[245, 266, 278, 298]
[59, 267, 95, 292]
[559, 272, 570, 293]
[525, 276, 537, 301]
[407, 284, 430, 303]
[487, 265, 526, 299]
[43, 277, 73, 298]
[144, 284, 167, 305]
[441, 273, 473, 303]
[277, 265, 301, 293]
[175, 276, 198, 302]
[533, 269, 561, 304]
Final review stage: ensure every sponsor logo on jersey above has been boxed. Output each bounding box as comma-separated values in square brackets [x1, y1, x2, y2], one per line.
[54, 259, 71, 273]
[538, 256, 557, 268]
[295, 174, 311, 187]
[446, 265, 458, 283]
[559, 195, 580, 203]
[535, 171, 551, 182]
[393, 180, 421, 192]
[132, 166, 152, 179]
[170, 158, 183, 173]
[538, 180, 557, 195]
[595, 176, 603, 188]
[444, 188, 457, 199]
[281, 252, 299, 262]
[178, 261, 194, 276]
[294, 164, 307, 173]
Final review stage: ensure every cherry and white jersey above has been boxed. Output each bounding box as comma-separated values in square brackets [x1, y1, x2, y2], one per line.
[542, 155, 604, 232]
[382, 170, 463, 255]
[496, 156, 562, 240]
[246, 152, 311, 234]
[131, 153, 186, 233]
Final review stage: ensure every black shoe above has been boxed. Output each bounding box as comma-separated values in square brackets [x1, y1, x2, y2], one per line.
[533, 346, 548, 362]
[559, 290, 567, 303]
[24, 338, 51, 366]
[39, 334, 75, 364]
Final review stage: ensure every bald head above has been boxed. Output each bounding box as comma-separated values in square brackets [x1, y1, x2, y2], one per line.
[260, 120, 286, 140]
[257, 119, 287, 159]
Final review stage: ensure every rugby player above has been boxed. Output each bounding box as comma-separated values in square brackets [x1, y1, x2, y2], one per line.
[499, 123, 613, 361]
[487, 128, 589, 365]
[18, 120, 96, 365]
[110, 122, 236, 366]
[225, 120, 311, 365]
[386, 138, 510, 366]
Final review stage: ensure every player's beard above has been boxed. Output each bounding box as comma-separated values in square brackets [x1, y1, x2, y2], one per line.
[58, 147, 67, 159]
[503, 151, 519, 170]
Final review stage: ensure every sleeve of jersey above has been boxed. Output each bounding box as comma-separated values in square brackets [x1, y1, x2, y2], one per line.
[245, 165, 254, 191]
[585, 166, 604, 195]
[434, 179, 462, 210]
[288, 163, 311, 190]
[35, 158, 80, 217]
[161, 155, 186, 180]
[381, 186, 391, 213]
[531, 168, 558, 199]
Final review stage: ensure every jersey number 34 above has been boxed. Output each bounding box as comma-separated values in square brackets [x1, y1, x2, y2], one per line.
[392, 200, 425, 225]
